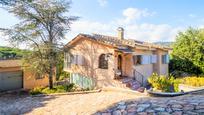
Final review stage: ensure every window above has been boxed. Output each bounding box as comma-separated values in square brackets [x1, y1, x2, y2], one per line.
[99, 54, 108, 69]
[133, 55, 153, 65]
[141, 55, 151, 64]
[162, 54, 169, 64]
[133, 55, 142, 65]
[151, 55, 157, 63]
[71, 55, 85, 66]
[64, 52, 71, 68]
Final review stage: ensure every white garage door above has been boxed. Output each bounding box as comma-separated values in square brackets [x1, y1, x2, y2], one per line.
[0, 71, 23, 92]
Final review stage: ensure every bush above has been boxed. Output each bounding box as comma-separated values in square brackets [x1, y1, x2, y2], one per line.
[169, 58, 203, 77]
[30, 83, 76, 95]
[148, 73, 179, 92]
[179, 76, 204, 87]
[29, 87, 43, 95]
[58, 72, 70, 81]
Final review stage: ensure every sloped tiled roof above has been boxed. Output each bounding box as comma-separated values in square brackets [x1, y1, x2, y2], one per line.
[0, 60, 21, 68]
[66, 33, 172, 51]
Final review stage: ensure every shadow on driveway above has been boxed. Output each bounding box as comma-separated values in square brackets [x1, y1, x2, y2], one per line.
[0, 91, 57, 114]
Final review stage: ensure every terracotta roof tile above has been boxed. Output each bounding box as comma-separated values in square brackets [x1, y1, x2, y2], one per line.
[79, 33, 172, 50]
[0, 60, 21, 68]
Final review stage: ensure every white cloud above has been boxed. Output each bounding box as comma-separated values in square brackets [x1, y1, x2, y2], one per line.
[120, 8, 156, 24]
[68, 20, 182, 43]
[67, 7, 181, 43]
[65, 6, 184, 43]
[189, 14, 196, 18]
[97, 0, 107, 7]
[125, 24, 183, 42]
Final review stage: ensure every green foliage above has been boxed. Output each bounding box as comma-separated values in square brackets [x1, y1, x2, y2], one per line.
[56, 51, 66, 80]
[148, 73, 179, 92]
[29, 87, 43, 95]
[178, 76, 204, 87]
[58, 72, 70, 81]
[1, 0, 78, 89]
[0, 46, 30, 59]
[169, 59, 202, 77]
[171, 27, 204, 75]
[30, 83, 76, 95]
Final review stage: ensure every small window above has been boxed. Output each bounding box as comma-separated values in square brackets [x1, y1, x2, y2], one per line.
[151, 55, 157, 63]
[133, 55, 142, 65]
[64, 52, 71, 68]
[99, 54, 108, 69]
[71, 55, 85, 66]
[162, 55, 169, 64]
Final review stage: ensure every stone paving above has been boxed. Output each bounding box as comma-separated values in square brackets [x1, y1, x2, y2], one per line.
[0, 90, 203, 115]
[96, 95, 204, 115]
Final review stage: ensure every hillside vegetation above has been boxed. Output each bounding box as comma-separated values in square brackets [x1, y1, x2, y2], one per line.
[154, 42, 174, 47]
[0, 46, 30, 60]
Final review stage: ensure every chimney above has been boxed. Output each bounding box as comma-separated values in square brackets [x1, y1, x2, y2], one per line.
[117, 27, 124, 40]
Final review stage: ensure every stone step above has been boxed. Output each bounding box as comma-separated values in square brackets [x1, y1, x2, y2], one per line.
[131, 87, 140, 90]
[131, 84, 141, 89]
[115, 77, 144, 91]
[121, 78, 133, 83]
[128, 81, 139, 86]
[112, 80, 130, 89]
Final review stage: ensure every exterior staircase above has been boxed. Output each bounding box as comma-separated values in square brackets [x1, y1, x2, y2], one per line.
[113, 77, 142, 91]
[120, 77, 141, 91]
[112, 69, 145, 92]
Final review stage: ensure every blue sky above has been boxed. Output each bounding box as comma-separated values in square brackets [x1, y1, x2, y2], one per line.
[1, 0, 204, 47]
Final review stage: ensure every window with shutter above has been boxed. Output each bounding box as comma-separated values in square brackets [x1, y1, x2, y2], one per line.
[64, 52, 71, 68]
[64, 52, 67, 68]
[166, 54, 170, 64]
[78, 55, 85, 66]
[71, 55, 77, 65]
[141, 55, 151, 64]
[67, 53, 71, 68]
[162, 54, 169, 64]
[151, 55, 157, 63]
[133, 55, 142, 65]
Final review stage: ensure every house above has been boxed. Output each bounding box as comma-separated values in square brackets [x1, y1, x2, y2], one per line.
[64, 27, 171, 89]
[0, 59, 54, 91]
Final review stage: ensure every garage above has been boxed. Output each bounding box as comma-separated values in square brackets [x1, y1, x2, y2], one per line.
[0, 71, 23, 91]
[0, 60, 23, 92]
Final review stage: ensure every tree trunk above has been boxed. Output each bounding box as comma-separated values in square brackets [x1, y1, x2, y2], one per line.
[49, 46, 54, 89]
[49, 63, 53, 89]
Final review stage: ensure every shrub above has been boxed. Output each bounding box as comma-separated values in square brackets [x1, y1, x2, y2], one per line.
[42, 87, 58, 94]
[148, 73, 179, 92]
[29, 87, 43, 95]
[30, 83, 76, 95]
[58, 72, 70, 81]
[179, 76, 204, 87]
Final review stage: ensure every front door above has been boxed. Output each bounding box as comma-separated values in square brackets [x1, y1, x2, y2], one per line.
[117, 55, 122, 76]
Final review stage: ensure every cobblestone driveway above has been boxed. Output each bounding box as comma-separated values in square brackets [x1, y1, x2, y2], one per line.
[0, 91, 203, 115]
[96, 94, 204, 115]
